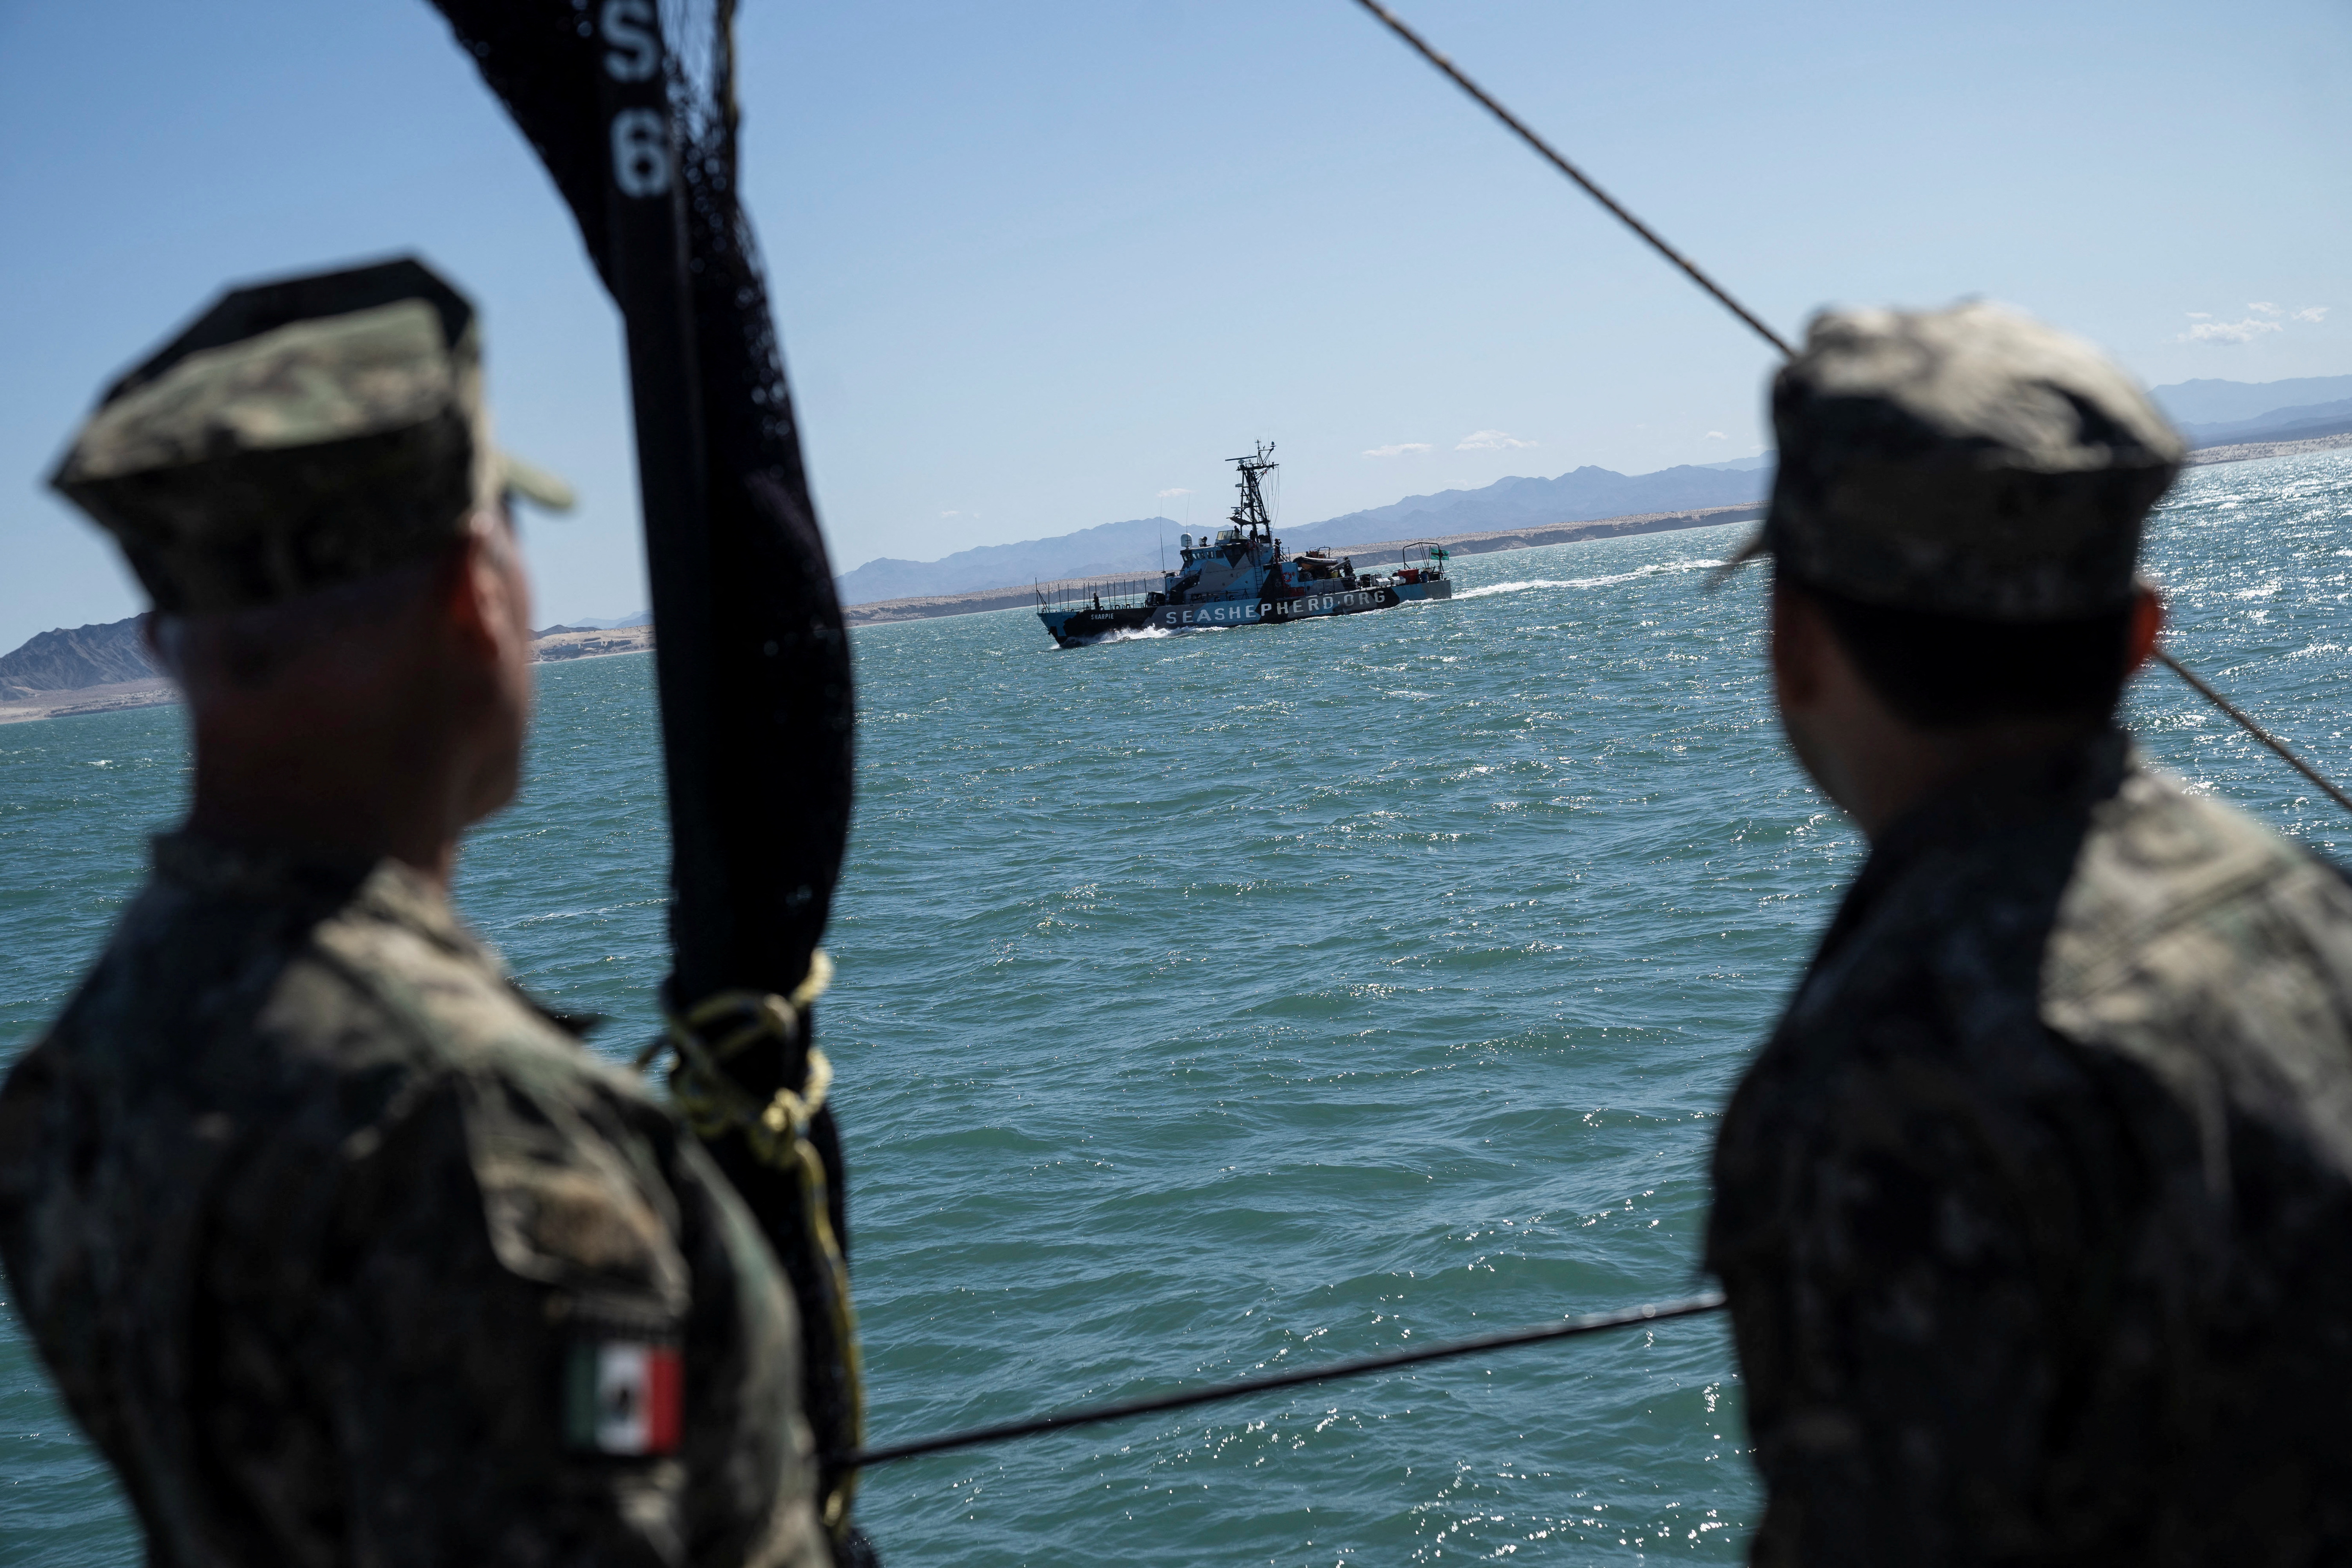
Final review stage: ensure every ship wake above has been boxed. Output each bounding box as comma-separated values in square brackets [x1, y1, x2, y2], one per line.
[1456, 558, 1727, 599]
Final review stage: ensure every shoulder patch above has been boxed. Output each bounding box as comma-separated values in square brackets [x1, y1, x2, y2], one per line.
[564, 1334, 683, 1455]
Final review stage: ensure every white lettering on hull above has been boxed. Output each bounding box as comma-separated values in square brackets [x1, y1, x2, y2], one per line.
[1155, 588, 1398, 629]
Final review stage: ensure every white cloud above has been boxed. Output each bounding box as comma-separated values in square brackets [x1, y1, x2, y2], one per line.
[2183, 318, 2285, 344]
[1705, 431, 1728, 440]
[2249, 301, 2284, 316]
[2185, 312, 2213, 320]
[1455, 429, 1537, 451]
[2296, 306, 2331, 323]
[1362, 442, 1433, 458]
[940, 510, 961, 518]
[1156, 487, 1193, 497]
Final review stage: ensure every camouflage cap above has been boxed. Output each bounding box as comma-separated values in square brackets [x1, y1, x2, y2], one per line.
[50, 257, 573, 616]
[1736, 301, 2183, 621]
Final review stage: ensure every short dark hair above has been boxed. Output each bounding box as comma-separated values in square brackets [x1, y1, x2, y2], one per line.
[154, 518, 504, 696]
[1794, 573, 2136, 729]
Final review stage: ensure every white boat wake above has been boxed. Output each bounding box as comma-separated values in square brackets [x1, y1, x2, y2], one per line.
[1456, 558, 1728, 599]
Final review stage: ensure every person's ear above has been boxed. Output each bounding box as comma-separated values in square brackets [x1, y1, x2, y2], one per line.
[436, 520, 522, 669]
[2124, 580, 2164, 674]
[1769, 577, 1826, 710]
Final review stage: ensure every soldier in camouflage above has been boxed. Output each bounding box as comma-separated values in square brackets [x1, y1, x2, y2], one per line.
[0, 258, 833, 1566]
[1709, 302, 2352, 1563]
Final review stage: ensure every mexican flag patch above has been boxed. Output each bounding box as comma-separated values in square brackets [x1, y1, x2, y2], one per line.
[565, 1338, 683, 1455]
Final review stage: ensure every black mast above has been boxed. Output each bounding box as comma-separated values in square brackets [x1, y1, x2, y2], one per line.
[423, 0, 868, 1544]
[1228, 441, 1277, 544]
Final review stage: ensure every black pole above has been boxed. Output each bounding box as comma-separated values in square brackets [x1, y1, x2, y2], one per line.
[430, 0, 866, 1539]
[590, 6, 733, 989]
[584, 5, 865, 1514]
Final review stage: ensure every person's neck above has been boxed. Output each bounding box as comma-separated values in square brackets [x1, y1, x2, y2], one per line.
[1834, 717, 2104, 842]
[184, 725, 466, 892]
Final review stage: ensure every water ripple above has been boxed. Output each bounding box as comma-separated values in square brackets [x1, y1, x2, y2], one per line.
[2, 451, 2348, 1563]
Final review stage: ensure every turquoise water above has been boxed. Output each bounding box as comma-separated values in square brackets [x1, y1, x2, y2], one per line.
[3, 449, 2349, 1565]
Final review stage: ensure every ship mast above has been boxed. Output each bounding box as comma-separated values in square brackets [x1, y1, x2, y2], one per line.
[1227, 441, 1277, 544]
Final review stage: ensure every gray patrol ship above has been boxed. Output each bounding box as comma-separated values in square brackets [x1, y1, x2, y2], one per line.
[1036, 443, 1452, 648]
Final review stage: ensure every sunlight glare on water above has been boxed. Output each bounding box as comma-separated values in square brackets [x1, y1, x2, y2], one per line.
[2, 451, 2349, 1564]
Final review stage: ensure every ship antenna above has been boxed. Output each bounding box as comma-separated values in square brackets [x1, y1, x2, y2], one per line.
[1226, 441, 1279, 543]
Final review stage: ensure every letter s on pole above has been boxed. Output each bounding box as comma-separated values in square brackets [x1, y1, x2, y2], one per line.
[601, 0, 660, 81]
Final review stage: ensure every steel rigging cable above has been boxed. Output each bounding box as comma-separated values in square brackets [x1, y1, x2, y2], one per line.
[837, 1, 2352, 1478]
[839, 1293, 1726, 1471]
[1347, 0, 2352, 819]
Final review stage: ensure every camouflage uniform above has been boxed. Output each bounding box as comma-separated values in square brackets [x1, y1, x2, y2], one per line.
[1708, 735, 2352, 1565]
[0, 836, 827, 1567]
[1710, 304, 2352, 1562]
[0, 258, 836, 1567]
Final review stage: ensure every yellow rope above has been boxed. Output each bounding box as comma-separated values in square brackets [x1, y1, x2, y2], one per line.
[638, 953, 866, 1536]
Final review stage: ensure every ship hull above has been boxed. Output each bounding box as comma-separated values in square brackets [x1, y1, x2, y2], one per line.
[1040, 578, 1449, 648]
[1038, 605, 1159, 647]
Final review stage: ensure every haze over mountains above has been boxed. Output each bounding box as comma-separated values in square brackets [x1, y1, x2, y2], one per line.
[831, 519, 1192, 605]
[833, 461, 1770, 605]
[1276, 463, 1763, 557]
[831, 374, 2352, 607]
[2172, 398, 2352, 449]
[6, 377, 2345, 673]
[2150, 375, 2352, 426]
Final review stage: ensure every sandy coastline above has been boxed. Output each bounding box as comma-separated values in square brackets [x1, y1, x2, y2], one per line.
[2184, 431, 2352, 467]
[529, 625, 654, 661]
[0, 676, 180, 727]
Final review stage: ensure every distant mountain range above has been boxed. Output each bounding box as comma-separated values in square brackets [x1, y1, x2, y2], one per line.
[833, 463, 1770, 606]
[0, 617, 156, 700]
[2175, 398, 2352, 449]
[10, 378, 2342, 663]
[1276, 463, 1765, 558]
[831, 374, 2352, 608]
[2150, 375, 2352, 427]
[832, 516, 1185, 605]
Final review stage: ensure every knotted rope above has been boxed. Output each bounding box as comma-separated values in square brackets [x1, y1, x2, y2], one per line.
[637, 952, 867, 1534]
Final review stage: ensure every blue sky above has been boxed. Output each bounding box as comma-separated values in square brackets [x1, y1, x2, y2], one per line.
[2, 0, 2346, 651]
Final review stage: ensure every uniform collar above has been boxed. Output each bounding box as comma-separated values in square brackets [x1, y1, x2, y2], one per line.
[151, 830, 479, 959]
[1866, 726, 2133, 874]
[149, 831, 599, 1036]
[1815, 727, 2133, 961]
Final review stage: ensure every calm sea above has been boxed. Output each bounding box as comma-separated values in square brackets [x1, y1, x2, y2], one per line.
[4, 450, 2349, 1566]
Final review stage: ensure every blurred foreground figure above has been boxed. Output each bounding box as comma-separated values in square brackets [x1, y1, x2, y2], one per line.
[0, 259, 830, 1567]
[1710, 303, 2352, 1565]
